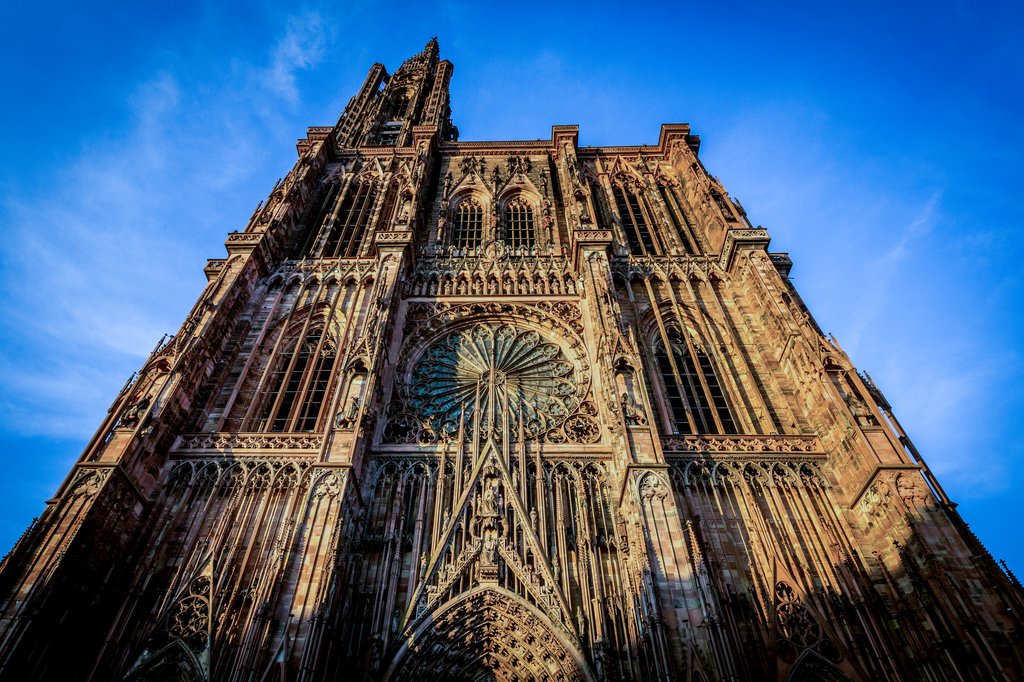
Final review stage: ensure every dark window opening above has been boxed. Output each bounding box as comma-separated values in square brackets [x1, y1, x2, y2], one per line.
[653, 327, 736, 435]
[504, 198, 535, 249]
[452, 200, 484, 250]
[613, 184, 658, 255]
[322, 181, 378, 258]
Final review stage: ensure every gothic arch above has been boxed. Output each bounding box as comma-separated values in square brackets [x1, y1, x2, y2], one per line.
[123, 638, 204, 682]
[498, 190, 540, 249]
[386, 585, 593, 682]
[446, 192, 488, 249]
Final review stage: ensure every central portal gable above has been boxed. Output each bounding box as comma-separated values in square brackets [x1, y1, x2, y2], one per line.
[387, 585, 592, 681]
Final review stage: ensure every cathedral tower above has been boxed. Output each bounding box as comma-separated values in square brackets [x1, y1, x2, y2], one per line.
[0, 40, 1021, 681]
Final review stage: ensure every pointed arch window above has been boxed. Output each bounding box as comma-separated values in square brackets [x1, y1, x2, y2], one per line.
[322, 179, 378, 258]
[652, 325, 735, 435]
[451, 198, 484, 250]
[390, 90, 411, 120]
[256, 325, 337, 432]
[656, 182, 694, 254]
[612, 181, 659, 255]
[503, 196, 535, 249]
[379, 180, 401, 230]
[298, 181, 342, 258]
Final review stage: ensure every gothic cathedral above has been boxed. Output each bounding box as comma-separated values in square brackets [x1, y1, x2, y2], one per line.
[1, 39, 1020, 682]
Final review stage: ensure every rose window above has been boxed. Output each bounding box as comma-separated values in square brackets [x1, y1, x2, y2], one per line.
[408, 323, 585, 439]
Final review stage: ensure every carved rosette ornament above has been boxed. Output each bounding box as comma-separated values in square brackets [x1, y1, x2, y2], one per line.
[168, 576, 211, 652]
[312, 471, 343, 499]
[773, 580, 843, 666]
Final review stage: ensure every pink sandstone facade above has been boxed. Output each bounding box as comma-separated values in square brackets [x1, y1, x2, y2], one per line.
[0, 39, 1021, 681]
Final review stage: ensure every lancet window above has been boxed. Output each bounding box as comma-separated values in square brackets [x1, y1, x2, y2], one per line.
[503, 195, 535, 249]
[656, 182, 695, 254]
[451, 197, 484, 250]
[378, 180, 400, 230]
[651, 324, 735, 435]
[255, 325, 337, 432]
[612, 181, 659, 255]
[322, 179, 378, 257]
[389, 90, 411, 120]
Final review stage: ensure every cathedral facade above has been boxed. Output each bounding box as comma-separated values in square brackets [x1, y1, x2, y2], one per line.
[0, 40, 1020, 681]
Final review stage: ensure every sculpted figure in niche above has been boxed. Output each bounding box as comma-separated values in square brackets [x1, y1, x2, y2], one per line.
[336, 397, 360, 429]
[479, 478, 499, 518]
[120, 396, 151, 428]
[847, 395, 876, 428]
[398, 193, 412, 223]
[482, 527, 498, 564]
[621, 392, 647, 426]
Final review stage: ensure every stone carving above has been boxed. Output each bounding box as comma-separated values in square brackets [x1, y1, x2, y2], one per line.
[118, 396, 151, 428]
[404, 323, 587, 441]
[773, 580, 842, 666]
[669, 458, 828, 489]
[846, 395, 877, 428]
[637, 471, 669, 501]
[335, 397, 360, 429]
[175, 433, 323, 452]
[661, 433, 821, 455]
[312, 471, 343, 499]
[167, 576, 210, 652]
[621, 392, 647, 426]
[68, 468, 110, 498]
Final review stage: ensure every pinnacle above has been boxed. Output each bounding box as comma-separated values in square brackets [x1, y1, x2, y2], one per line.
[398, 37, 441, 71]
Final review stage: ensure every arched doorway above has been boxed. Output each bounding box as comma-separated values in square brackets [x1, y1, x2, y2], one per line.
[385, 586, 593, 681]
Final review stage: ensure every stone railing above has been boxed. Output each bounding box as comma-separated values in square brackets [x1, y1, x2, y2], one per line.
[661, 433, 822, 457]
[172, 432, 323, 455]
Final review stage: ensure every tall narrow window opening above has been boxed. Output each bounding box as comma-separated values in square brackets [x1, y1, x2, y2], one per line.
[258, 327, 337, 432]
[390, 91, 410, 120]
[613, 183, 658, 255]
[451, 198, 484, 250]
[657, 183, 694, 254]
[504, 196, 535, 249]
[322, 180, 378, 257]
[653, 326, 735, 435]
[298, 182, 341, 257]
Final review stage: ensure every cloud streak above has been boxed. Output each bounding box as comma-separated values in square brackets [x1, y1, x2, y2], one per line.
[260, 13, 327, 105]
[0, 13, 330, 440]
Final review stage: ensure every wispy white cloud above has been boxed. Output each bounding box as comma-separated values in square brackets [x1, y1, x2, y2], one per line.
[259, 13, 327, 105]
[0, 12, 334, 439]
[843, 192, 940, 352]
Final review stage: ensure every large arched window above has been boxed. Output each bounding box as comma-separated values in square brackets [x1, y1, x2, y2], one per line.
[322, 179, 378, 257]
[652, 325, 735, 435]
[256, 325, 337, 432]
[612, 180, 659, 255]
[451, 198, 484, 250]
[503, 196, 535, 249]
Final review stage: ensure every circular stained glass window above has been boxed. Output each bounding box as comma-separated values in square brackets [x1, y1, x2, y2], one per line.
[409, 323, 583, 438]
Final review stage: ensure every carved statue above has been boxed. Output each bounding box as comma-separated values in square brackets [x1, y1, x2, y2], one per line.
[119, 397, 150, 428]
[621, 392, 647, 426]
[847, 395, 876, 428]
[336, 396, 360, 429]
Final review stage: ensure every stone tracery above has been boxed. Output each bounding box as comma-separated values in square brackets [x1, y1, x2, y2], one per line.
[409, 323, 585, 439]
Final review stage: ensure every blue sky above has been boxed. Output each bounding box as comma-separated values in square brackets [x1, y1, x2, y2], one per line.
[1, 1, 1022, 573]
